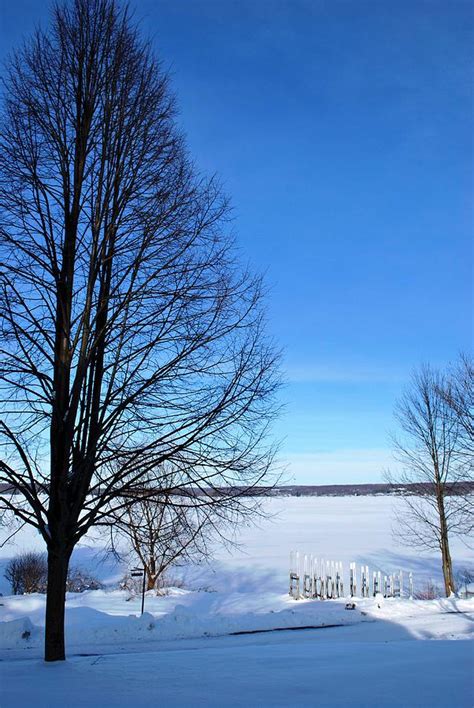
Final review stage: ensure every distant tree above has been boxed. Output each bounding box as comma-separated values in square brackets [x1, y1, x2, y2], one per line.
[114, 471, 211, 591]
[387, 363, 473, 597]
[0, 0, 279, 661]
[113, 466, 264, 591]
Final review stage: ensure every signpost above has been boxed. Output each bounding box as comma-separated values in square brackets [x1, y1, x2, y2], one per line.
[131, 566, 147, 615]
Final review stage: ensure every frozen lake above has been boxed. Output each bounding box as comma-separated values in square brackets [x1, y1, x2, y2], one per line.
[1, 495, 473, 707]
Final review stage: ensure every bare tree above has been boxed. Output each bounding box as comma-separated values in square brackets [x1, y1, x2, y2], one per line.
[387, 364, 473, 597]
[113, 466, 262, 591]
[110, 458, 271, 592]
[0, 0, 280, 661]
[116, 483, 210, 592]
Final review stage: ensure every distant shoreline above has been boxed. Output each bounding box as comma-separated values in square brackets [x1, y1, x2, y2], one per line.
[224, 482, 474, 498]
[2, 481, 472, 499]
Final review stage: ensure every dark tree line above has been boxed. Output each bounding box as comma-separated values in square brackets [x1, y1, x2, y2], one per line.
[0, 0, 280, 661]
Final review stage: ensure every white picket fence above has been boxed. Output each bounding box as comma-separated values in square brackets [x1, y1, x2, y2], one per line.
[289, 551, 413, 600]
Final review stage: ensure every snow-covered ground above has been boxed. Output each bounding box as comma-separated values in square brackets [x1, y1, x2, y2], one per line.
[0, 496, 473, 707]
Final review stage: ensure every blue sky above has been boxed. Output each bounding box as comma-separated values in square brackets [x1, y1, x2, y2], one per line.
[1, 0, 472, 483]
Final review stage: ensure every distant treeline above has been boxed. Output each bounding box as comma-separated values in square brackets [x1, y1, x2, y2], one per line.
[2, 481, 472, 498]
[201, 481, 474, 498]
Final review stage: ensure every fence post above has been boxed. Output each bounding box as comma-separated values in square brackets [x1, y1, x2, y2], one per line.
[335, 562, 342, 598]
[312, 557, 318, 598]
[289, 550, 293, 596]
[361, 565, 369, 598]
[319, 559, 325, 599]
[303, 554, 312, 598]
[350, 562, 356, 597]
[289, 550, 300, 599]
[325, 561, 332, 599]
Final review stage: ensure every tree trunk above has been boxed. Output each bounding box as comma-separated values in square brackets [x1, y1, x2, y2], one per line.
[440, 532, 455, 596]
[146, 556, 156, 591]
[437, 491, 456, 596]
[44, 548, 71, 662]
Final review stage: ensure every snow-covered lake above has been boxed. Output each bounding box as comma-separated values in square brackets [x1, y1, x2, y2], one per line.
[0, 495, 473, 707]
[2, 495, 471, 595]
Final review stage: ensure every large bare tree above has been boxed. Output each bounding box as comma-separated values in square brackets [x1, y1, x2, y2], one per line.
[0, 0, 279, 661]
[387, 363, 473, 597]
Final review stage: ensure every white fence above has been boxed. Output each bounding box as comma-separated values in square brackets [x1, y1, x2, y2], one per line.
[289, 551, 413, 600]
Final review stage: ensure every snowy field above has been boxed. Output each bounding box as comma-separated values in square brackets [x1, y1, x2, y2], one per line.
[0, 495, 473, 707]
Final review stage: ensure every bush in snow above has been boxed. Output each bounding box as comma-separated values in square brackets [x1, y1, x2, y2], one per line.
[120, 569, 184, 598]
[455, 567, 474, 598]
[65, 567, 103, 593]
[4, 552, 102, 594]
[413, 579, 444, 600]
[120, 572, 144, 598]
[4, 552, 48, 594]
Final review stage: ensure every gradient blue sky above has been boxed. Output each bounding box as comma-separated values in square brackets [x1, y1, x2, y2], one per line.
[1, 0, 472, 483]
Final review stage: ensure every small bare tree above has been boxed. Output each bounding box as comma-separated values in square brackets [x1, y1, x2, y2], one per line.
[387, 364, 473, 597]
[113, 466, 266, 591]
[0, 0, 280, 661]
[114, 472, 209, 591]
[119, 496, 207, 591]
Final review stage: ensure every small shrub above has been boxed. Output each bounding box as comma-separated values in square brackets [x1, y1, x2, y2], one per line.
[456, 567, 474, 598]
[414, 579, 443, 600]
[4, 552, 102, 594]
[119, 569, 185, 597]
[119, 572, 144, 597]
[66, 567, 103, 593]
[4, 552, 47, 594]
[155, 571, 185, 594]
